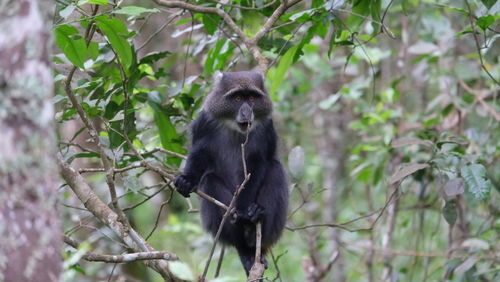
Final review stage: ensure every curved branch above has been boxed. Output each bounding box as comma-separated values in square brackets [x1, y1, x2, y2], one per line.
[58, 157, 177, 280]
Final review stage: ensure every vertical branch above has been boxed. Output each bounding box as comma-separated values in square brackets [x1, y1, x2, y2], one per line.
[380, 184, 400, 281]
[248, 222, 265, 281]
[364, 185, 375, 282]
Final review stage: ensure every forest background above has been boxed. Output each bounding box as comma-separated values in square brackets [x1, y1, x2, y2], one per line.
[0, 0, 498, 281]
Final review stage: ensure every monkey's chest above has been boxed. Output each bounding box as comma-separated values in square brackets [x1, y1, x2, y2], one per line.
[213, 147, 246, 187]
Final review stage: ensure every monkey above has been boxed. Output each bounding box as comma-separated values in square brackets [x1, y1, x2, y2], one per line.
[174, 71, 289, 275]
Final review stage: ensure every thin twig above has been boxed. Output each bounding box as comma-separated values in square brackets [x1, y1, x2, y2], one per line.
[137, 12, 180, 51]
[209, 0, 277, 11]
[464, 0, 500, 86]
[123, 184, 169, 211]
[458, 80, 500, 121]
[287, 187, 401, 232]
[214, 245, 225, 278]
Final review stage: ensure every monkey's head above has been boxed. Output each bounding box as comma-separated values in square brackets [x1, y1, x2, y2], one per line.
[204, 71, 273, 133]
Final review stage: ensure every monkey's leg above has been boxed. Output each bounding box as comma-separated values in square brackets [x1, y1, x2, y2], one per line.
[255, 160, 289, 249]
[199, 173, 239, 244]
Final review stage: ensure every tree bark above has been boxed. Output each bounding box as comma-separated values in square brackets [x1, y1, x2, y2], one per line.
[0, 0, 61, 281]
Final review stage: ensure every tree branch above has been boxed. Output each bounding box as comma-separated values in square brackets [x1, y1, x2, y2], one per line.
[248, 222, 265, 281]
[57, 157, 177, 280]
[153, 0, 304, 72]
[63, 235, 178, 263]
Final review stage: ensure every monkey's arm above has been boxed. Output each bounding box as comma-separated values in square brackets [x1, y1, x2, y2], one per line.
[174, 143, 212, 197]
[174, 113, 213, 197]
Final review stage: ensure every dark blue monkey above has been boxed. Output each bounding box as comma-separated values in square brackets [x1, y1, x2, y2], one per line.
[174, 71, 289, 275]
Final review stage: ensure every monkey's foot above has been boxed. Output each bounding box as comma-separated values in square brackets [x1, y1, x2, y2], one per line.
[245, 203, 265, 223]
[174, 175, 196, 197]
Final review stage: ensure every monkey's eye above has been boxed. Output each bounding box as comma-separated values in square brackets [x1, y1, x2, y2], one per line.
[234, 96, 242, 102]
[248, 96, 255, 102]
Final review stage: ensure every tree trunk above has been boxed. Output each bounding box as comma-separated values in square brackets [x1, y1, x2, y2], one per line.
[0, 0, 61, 281]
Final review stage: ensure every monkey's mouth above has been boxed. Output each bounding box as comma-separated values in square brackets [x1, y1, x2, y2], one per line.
[238, 122, 251, 131]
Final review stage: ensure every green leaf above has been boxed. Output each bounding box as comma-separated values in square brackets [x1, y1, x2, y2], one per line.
[87, 41, 99, 60]
[114, 6, 160, 16]
[402, 0, 409, 15]
[73, 152, 100, 159]
[370, 0, 382, 33]
[95, 16, 133, 69]
[78, 0, 108, 5]
[347, 0, 370, 30]
[204, 39, 232, 76]
[139, 51, 171, 64]
[54, 24, 87, 68]
[480, 0, 496, 9]
[202, 14, 221, 35]
[460, 164, 492, 201]
[152, 105, 183, 165]
[476, 15, 495, 31]
[442, 200, 457, 226]
[268, 45, 299, 99]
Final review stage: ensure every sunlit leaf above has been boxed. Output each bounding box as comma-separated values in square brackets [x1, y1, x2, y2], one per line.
[114, 6, 160, 16]
[476, 15, 495, 31]
[78, 0, 107, 5]
[268, 45, 299, 99]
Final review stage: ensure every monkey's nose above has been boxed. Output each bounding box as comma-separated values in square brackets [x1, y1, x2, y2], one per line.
[237, 103, 254, 123]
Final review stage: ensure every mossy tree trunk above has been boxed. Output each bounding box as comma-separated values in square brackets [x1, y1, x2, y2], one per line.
[0, 0, 61, 281]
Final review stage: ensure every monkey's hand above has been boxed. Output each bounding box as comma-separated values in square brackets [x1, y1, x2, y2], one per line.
[238, 203, 265, 223]
[174, 175, 196, 197]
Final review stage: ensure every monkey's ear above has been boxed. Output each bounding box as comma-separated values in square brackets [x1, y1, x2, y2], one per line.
[213, 71, 223, 84]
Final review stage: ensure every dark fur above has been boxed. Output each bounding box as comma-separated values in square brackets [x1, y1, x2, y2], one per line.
[174, 71, 289, 275]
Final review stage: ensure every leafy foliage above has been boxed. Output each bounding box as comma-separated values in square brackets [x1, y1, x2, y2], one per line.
[53, 0, 499, 281]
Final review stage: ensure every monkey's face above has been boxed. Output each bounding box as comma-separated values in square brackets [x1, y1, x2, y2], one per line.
[204, 71, 273, 134]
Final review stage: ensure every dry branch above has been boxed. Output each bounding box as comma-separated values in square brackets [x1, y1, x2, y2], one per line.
[64, 235, 178, 263]
[248, 222, 265, 281]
